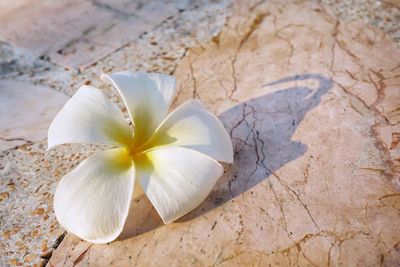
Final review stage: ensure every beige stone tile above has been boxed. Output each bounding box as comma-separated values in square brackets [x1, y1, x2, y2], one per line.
[48, 1, 400, 266]
[0, 80, 69, 151]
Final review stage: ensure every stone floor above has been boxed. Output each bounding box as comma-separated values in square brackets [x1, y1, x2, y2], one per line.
[0, 0, 399, 266]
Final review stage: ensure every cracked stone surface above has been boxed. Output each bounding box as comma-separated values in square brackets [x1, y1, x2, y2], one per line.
[1, 0, 399, 266]
[47, 1, 400, 266]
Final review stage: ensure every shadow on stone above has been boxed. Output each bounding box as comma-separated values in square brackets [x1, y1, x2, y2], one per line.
[118, 73, 333, 239]
[179, 73, 333, 222]
[118, 156, 160, 241]
[117, 192, 163, 241]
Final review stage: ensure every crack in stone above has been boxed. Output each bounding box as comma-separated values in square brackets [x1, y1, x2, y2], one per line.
[89, 0, 141, 20]
[330, 20, 340, 71]
[191, 213, 225, 265]
[249, 0, 266, 12]
[214, 74, 230, 100]
[72, 244, 92, 267]
[245, 104, 269, 186]
[267, 180, 288, 233]
[368, 70, 399, 186]
[213, 213, 245, 266]
[229, 230, 381, 265]
[229, 13, 268, 101]
[189, 59, 198, 99]
[0, 136, 33, 150]
[41, 231, 67, 266]
[274, 24, 295, 68]
[258, 206, 288, 245]
[56, 26, 97, 58]
[169, 47, 188, 76]
[0, 137, 32, 143]
[212, 248, 225, 266]
[335, 66, 399, 188]
[270, 171, 321, 232]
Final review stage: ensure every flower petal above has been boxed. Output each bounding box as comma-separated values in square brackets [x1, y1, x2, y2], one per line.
[134, 147, 223, 224]
[101, 71, 176, 146]
[54, 148, 134, 243]
[143, 100, 233, 163]
[48, 86, 132, 149]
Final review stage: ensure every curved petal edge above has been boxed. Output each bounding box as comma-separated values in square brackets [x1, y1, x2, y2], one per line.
[144, 100, 234, 163]
[48, 86, 132, 150]
[134, 146, 223, 224]
[54, 148, 135, 243]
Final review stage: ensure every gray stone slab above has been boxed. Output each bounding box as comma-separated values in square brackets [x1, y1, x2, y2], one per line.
[0, 80, 69, 151]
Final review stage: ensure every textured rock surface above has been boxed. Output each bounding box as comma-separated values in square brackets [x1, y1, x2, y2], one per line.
[0, 141, 96, 266]
[48, 1, 400, 266]
[0, 1, 231, 266]
[0, 0, 187, 68]
[322, 0, 400, 44]
[0, 0, 399, 266]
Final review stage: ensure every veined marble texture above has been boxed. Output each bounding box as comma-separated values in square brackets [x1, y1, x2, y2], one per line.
[49, 1, 400, 266]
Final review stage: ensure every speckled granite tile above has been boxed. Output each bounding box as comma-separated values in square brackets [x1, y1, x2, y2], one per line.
[321, 0, 400, 44]
[0, 141, 101, 266]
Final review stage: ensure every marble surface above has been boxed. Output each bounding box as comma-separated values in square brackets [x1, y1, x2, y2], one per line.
[49, 1, 400, 266]
[0, 0, 399, 266]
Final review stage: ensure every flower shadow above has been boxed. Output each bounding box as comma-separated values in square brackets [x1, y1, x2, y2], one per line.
[117, 156, 161, 241]
[118, 73, 333, 239]
[118, 193, 162, 240]
[179, 73, 333, 222]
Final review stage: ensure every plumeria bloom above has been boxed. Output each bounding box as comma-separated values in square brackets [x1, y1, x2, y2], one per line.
[48, 72, 233, 244]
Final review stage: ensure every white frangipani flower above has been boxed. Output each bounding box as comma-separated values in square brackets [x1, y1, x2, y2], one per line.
[48, 71, 233, 244]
